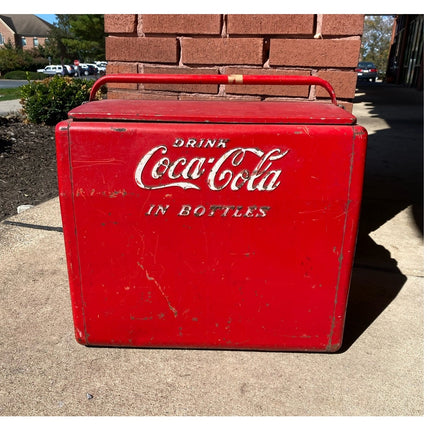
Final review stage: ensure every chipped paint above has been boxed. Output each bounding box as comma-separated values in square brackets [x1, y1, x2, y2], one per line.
[108, 189, 127, 198]
[137, 262, 178, 318]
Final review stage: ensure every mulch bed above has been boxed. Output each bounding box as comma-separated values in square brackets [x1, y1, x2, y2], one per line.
[0, 114, 58, 221]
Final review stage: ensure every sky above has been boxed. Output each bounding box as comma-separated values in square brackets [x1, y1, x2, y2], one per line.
[36, 14, 57, 25]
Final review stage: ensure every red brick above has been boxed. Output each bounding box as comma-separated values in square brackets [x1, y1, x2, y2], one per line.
[321, 15, 365, 36]
[182, 38, 264, 65]
[107, 90, 178, 100]
[106, 62, 139, 90]
[270, 38, 361, 68]
[135, 92, 179, 100]
[106, 36, 178, 63]
[179, 94, 261, 102]
[141, 66, 219, 93]
[313, 99, 353, 113]
[107, 90, 142, 100]
[106, 62, 139, 74]
[316, 70, 358, 99]
[341, 101, 353, 113]
[105, 14, 136, 34]
[141, 15, 222, 34]
[227, 14, 314, 35]
[224, 67, 311, 97]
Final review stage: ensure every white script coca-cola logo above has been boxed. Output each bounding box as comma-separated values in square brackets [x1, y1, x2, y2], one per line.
[135, 138, 289, 191]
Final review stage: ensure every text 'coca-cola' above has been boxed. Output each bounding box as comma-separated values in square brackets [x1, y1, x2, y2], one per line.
[134, 138, 290, 192]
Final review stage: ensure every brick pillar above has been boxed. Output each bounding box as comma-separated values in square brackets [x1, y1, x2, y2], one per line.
[104, 14, 364, 112]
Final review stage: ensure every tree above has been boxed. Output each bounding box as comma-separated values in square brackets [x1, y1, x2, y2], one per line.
[46, 14, 105, 63]
[360, 15, 394, 77]
[0, 43, 23, 74]
[0, 42, 45, 74]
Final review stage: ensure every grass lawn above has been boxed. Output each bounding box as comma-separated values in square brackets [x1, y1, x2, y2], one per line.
[0, 87, 22, 101]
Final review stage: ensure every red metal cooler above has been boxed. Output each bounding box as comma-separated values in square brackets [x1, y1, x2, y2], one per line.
[56, 74, 367, 352]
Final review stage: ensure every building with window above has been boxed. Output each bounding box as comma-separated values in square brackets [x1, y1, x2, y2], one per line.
[386, 15, 423, 89]
[0, 14, 52, 50]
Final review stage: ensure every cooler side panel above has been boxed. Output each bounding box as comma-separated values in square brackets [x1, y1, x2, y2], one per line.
[327, 125, 368, 351]
[55, 121, 87, 344]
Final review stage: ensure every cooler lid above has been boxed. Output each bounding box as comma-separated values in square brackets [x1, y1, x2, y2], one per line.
[68, 99, 356, 125]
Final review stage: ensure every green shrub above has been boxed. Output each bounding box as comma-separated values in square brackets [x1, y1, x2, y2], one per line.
[20, 76, 99, 125]
[3, 70, 45, 80]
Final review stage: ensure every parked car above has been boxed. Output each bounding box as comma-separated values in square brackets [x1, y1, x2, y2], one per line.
[355, 62, 378, 82]
[70, 65, 83, 77]
[95, 61, 107, 74]
[36, 65, 67, 76]
[87, 63, 100, 72]
[64, 65, 75, 76]
[79, 63, 98, 76]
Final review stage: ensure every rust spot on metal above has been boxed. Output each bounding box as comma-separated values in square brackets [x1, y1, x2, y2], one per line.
[354, 127, 367, 137]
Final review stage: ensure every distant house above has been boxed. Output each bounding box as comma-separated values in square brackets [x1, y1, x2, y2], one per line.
[0, 14, 52, 50]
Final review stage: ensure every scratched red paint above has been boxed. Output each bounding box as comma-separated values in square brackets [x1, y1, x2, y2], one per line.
[56, 75, 367, 351]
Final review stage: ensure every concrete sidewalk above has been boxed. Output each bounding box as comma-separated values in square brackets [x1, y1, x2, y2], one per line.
[0, 83, 424, 417]
[0, 99, 22, 116]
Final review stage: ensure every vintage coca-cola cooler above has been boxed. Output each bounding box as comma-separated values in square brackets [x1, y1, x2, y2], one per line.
[56, 74, 367, 352]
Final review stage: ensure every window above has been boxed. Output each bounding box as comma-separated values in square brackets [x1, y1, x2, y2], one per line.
[0, 33, 4, 45]
[33, 37, 39, 47]
[21, 36, 27, 46]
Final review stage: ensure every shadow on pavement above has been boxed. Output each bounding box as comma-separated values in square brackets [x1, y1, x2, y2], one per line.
[340, 81, 423, 352]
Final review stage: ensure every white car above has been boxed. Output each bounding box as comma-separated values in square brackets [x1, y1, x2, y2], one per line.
[37, 65, 66, 76]
[95, 61, 107, 73]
